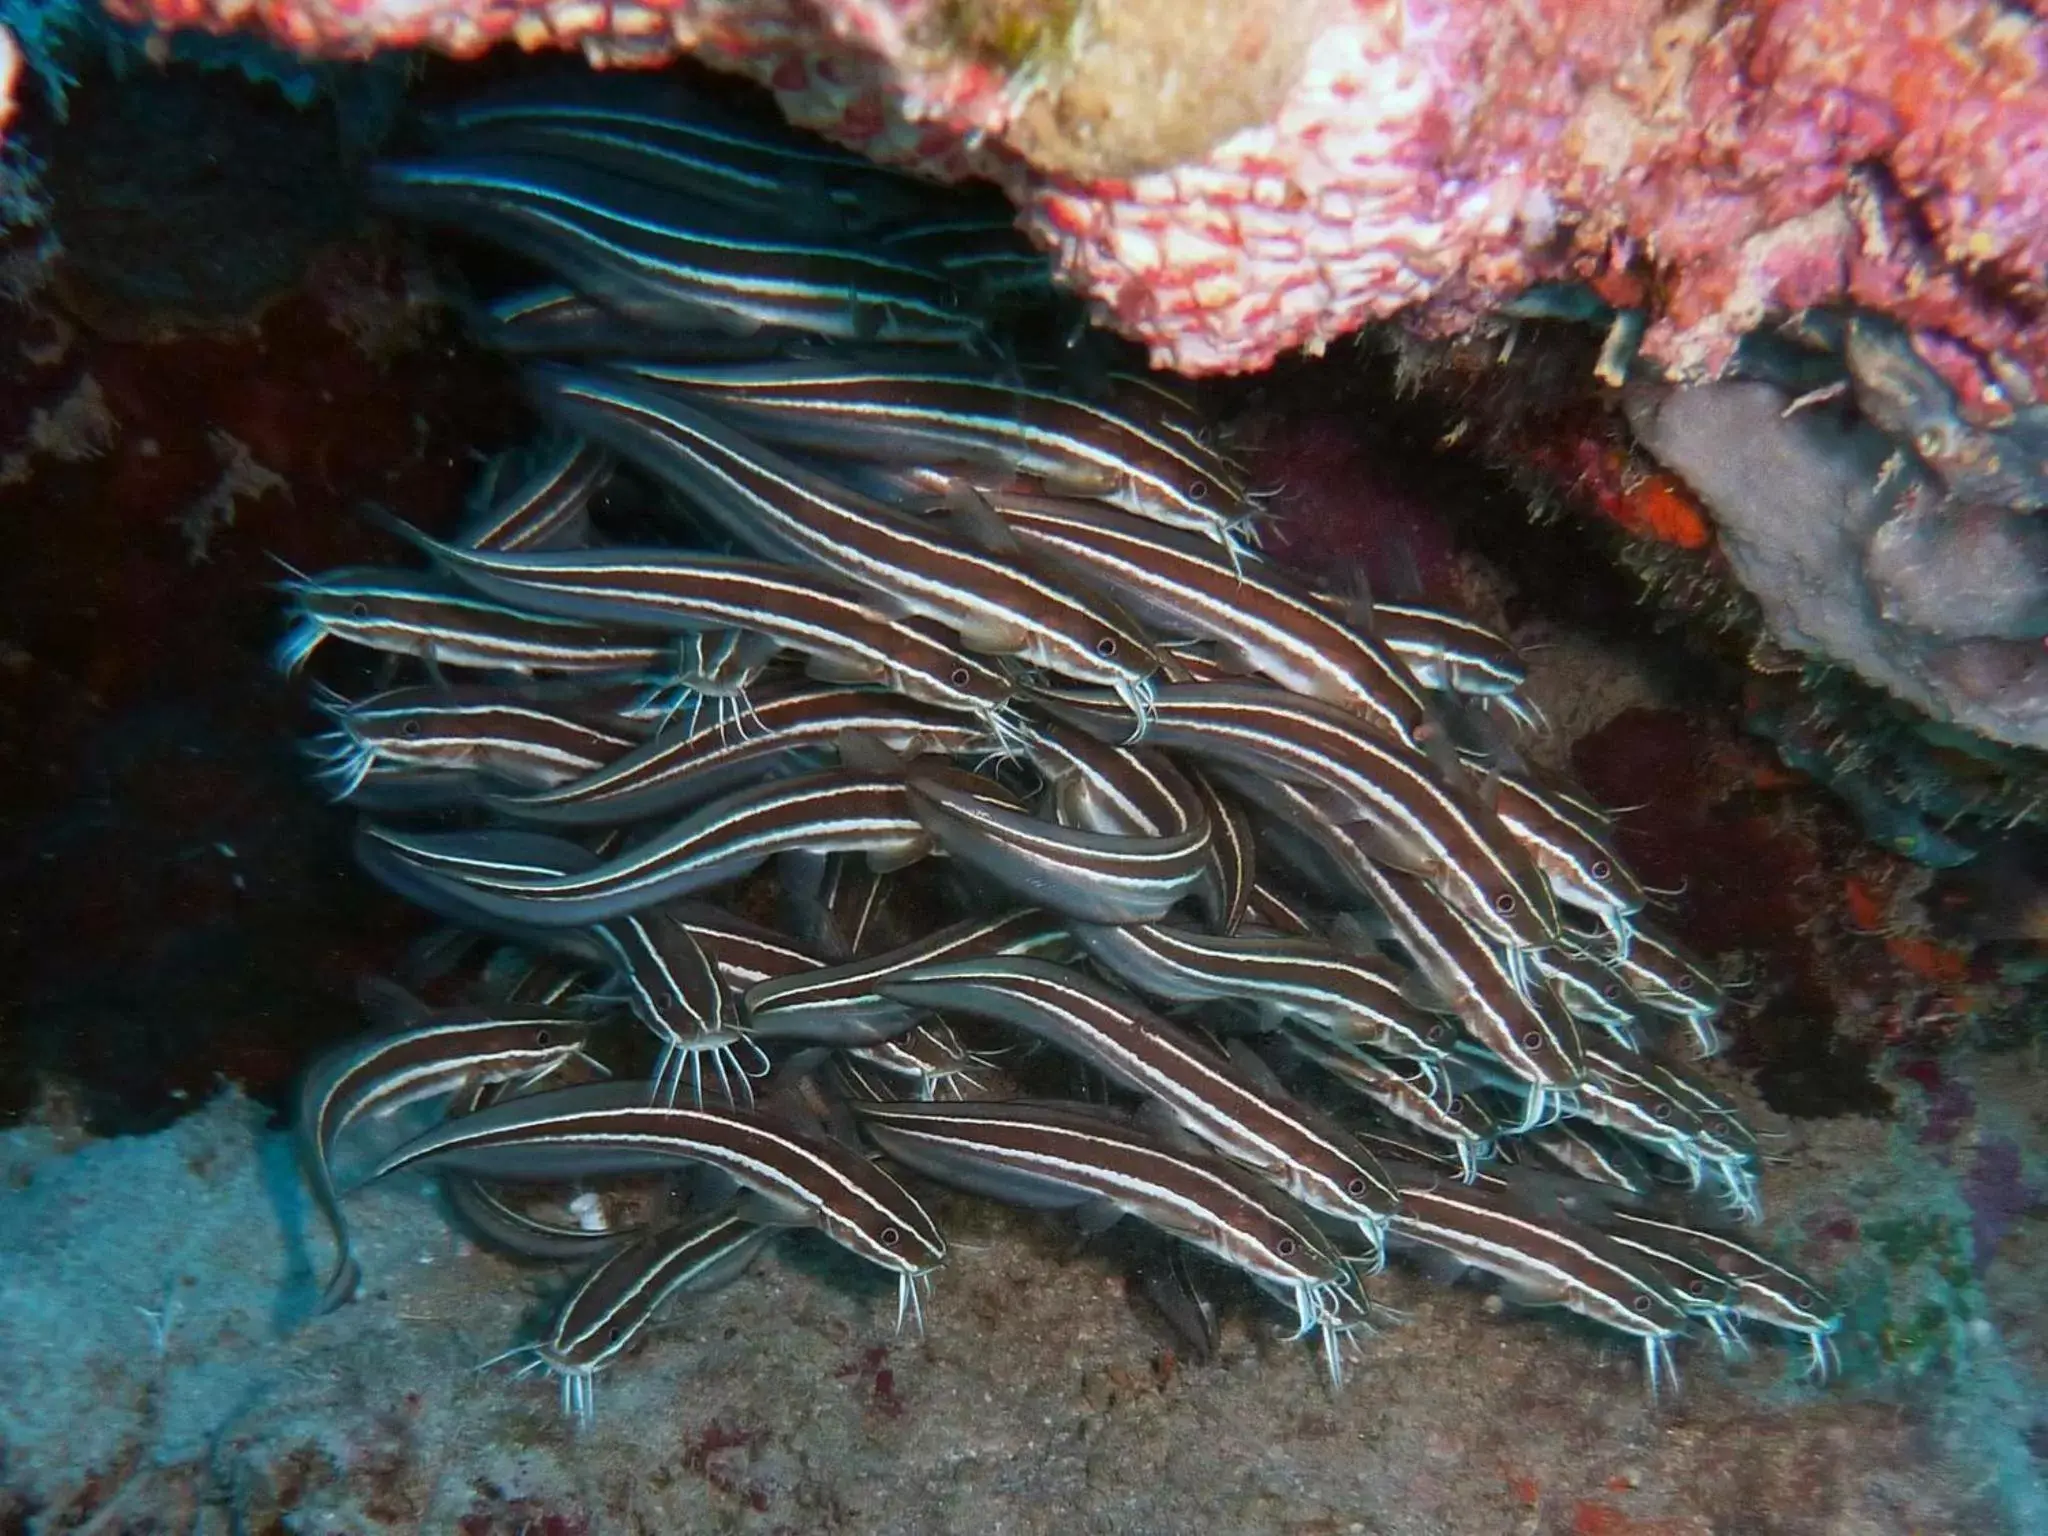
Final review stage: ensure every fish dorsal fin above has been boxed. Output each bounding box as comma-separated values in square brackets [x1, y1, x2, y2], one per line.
[1337, 567, 1380, 638]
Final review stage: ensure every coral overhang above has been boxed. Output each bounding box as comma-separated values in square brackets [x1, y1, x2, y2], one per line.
[85, 0, 2048, 412]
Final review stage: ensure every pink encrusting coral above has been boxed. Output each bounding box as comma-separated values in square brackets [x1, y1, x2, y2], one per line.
[98, 0, 2048, 409]
[0, 25, 20, 142]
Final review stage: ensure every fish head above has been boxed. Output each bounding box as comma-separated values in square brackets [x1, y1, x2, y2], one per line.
[822, 1165, 948, 1278]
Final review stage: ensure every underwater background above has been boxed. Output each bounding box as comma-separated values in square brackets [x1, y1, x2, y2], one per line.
[0, 5, 2045, 1532]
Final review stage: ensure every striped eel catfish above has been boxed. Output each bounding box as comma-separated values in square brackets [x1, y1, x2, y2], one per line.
[1520, 1121, 1657, 1200]
[1574, 1042, 1715, 1178]
[905, 762, 1212, 924]
[1527, 940, 1643, 1049]
[362, 768, 939, 929]
[1634, 1056, 1762, 1221]
[632, 628, 786, 739]
[1368, 602, 1528, 704]
[852, 1098, 1367, 1385]
[439, 1078, 641, 1264]
[878, 211, 1058, 306]
[844, 1019, 997, 1102]
[1034, 682, 1561, 959]
[1594, 1208, 1841, 1378]
[354, 829, 761, 1110]
[1591, 1221, 1745, 1351]
[425, 74, 950, 234]
[489, 684, 994, 827]
[671, 904, 829, 999]
[744, 907, 1070, 1044]
[368, 516, 1021, 728]
[473, 284, 810, 358]
[1284, 1034, 1497, 1180]
[1241, 880, 1323, 938]
[305, 684, 642, 803]
[877, 956, 1400, 1254]
[1067, 920, 1458, 1072]
[1232, 776, 1587, 1125]
[461, 434, 612, 553]
[1184, 766, 1256, 934]
[588, 908, 768, 1109]
[369, 152, 982, 346]
[1443, 1036, 1715, 1194]
[990, 495, 1445, 755]
[297, 982, 601, 1311]
[1010, 719, 1242, 933]
[528, 370, 1168, 716]
[274, 566, 677, 681]
[484, 1203, 777, 1425]
[1606, 922, 1727, 1058]
[1478, 768, 1647, 955]
[1386, 1177, 1691, 1397]
[611, 358, 1253, 555]
[369, 1080, 948, 1332]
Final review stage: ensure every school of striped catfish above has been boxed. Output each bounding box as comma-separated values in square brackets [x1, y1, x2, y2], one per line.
[280, 72, 1842, 1426]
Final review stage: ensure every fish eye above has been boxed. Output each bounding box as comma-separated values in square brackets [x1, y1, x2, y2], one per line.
[1602, 983, 1622, 1001]
[1795, 1290, 1816, 1309]
[1346, 1177, 1371, 1196]
[349, 601, 370, 619]
[535, 1029, 553, 1046]
[1687, 1279, 1709, 1296]
[1590, 859, 1612, 881]
[1631, 1294, 1652, 1312]
[1494, 892, 1518, 915]
[1653, 1102, 1673, 1120]
[1521, 1030, 1543, 1050]
[880, 1225, 901, 1247]
[1447, 1096, 1464, 1113]
[1095, 636, 1118, 657]
[1186, 479, 1210, 503]
[950, 668, 972, 687]
[400, 720, 422, 738]
[1275, 1237, 1297, 1257]
[607, 1325, 623, 1343]
[1672, 975, 1697, 994]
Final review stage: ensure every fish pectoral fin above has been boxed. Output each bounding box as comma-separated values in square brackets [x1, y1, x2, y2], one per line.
[1040, 466, 1122, 499]
[1132, 1096, 1205, 1153]
[1398, 974, 1456, 1013]
[1220, 1036, 1287, 1094]
[1071, 1197, 1128, 1243]
[1497, 1278, 1571, 1310]
[804, 653, 887, 685]
[733, 1189, 817, 1229]
[952, 615, 1034, 656]
[834, 730, 915, 776]
[865, 836, 934, 876]
[1213, 641, 1262, 678]
[939, 479, 1026, 556]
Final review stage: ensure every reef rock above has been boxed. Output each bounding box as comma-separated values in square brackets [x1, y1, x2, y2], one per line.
[1625, 377, 2048, 752]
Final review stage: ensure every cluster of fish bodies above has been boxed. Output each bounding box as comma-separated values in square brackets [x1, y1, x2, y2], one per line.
[286, 76, 1839, 1425]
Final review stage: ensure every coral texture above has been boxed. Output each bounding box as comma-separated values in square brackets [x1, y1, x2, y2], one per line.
[95, 0, 2048, 407]
[0, 27, 18, 140]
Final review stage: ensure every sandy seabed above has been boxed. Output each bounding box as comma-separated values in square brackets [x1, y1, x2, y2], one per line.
[0, 1045, 2042, 1535]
